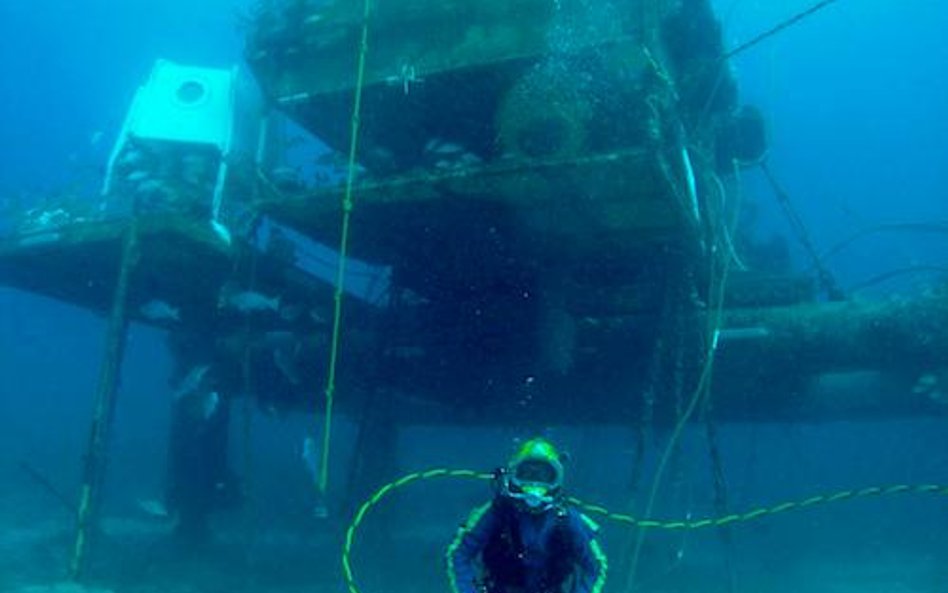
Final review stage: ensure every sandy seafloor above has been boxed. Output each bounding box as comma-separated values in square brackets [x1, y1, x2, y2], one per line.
[3, 420, 947, 593]
[1, 496, 944, 593]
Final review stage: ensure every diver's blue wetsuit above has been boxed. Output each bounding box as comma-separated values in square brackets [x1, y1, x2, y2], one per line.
[447, 496, 607, 593]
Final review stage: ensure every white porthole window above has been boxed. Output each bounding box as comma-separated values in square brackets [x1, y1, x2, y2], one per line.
[175, 79, 210, 108]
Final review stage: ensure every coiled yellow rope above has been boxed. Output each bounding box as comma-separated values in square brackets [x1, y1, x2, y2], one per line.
[341, 468, 948, 593]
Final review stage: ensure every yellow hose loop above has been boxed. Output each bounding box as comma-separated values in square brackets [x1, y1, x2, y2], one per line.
[569, 483, 948, 530]
[341, 469, 948, 593]
[343, 470, 492, 593]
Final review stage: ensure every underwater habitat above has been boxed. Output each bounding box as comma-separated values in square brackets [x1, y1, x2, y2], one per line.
[1, 0, 948, 592]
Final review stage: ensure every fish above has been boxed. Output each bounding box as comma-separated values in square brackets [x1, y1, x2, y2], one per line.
[312, 502, 329, 519]
[398, 289, 431, 307]
[913, 371, 948, 405]
[458, 152, 483, 166]
[139, 299, 180, 322]
[912, 372, 937, 394]
[270, 166, 300, 183]
[135, 179, 165, 195]
[201, 391, 221, 420]
[173, 364, 211, 400]
[211, 220, 232, 245]
[424, 138, 465, 155]
[302, 436, 320, 481]
[219, 288, 281, 313]
[118, 150, 144, 166]
[126, 170, 149, 182]
[137, 498, 171, 519]
[433, 143, 465, 155]
[178, 386, 219, 422]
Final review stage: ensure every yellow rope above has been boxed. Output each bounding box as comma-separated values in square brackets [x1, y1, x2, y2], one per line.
[70, 220, 139, 579]
[572, 484, 948, 529]
[317, 0, 372, 496]
[626, 154, 733, 591]
[341, 468, 948, 593]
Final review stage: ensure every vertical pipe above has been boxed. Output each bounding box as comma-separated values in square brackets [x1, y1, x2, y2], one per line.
[69, 222, 139, 580]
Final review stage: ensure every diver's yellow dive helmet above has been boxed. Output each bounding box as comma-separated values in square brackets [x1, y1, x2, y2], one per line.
[503, 438, 565, 512]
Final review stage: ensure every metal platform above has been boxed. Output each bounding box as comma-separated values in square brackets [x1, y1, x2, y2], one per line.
[1, 194, 941, 426]
[255, 148, 700, 322]
[246, 0, 679, 174]
[0, 216, 233, 325]
[0, 0, 940, 428]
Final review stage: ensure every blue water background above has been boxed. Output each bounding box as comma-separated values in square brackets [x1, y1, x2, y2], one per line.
[0, 0, 946, 590]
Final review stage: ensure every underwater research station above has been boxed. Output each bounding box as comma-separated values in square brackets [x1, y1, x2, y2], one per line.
[1, 0, 946, 584]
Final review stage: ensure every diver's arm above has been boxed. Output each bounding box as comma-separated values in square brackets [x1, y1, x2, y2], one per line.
[571, 513, 608, 593]
[446, 502, 496, 593]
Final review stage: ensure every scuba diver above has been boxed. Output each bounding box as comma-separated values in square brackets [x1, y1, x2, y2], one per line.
[447, 438, 607, 593]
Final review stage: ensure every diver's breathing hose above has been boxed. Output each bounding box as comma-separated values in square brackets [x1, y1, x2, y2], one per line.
[343, 470, 491, 592]
[341, 468, 948, 593]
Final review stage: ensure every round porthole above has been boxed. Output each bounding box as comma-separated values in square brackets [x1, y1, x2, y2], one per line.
[176, 80, 207, 106]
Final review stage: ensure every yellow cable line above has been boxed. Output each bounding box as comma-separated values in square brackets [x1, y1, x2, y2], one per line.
[626, 154, 733, 592]
[318, 0, 372, 495]
[341, 468, 948, 593]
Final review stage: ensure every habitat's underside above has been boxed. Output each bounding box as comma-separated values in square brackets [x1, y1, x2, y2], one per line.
[1, 0, 944, 425]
